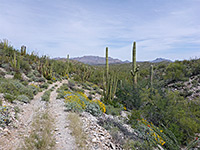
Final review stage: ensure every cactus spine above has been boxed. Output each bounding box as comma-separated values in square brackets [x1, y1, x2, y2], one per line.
[150, 65, 154, 88]
[131, 42, 139, 86]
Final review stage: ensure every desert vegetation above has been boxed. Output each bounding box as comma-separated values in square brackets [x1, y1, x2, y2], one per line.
[0, 39, 200, 149]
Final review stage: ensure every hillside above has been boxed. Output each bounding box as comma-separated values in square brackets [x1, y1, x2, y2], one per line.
[0, 41, 200, 149]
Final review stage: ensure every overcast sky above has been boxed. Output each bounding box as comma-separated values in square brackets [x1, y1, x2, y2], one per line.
[0, 0, 200, 61]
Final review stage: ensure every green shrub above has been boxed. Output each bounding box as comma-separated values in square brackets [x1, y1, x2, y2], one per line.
[105, 104, 122, 116]
[85, 102, 102, 116]
[0, 79, 34, 100]
[39, 83, 49, 89]
[4, 93, 16, 103]
[64, 91, 104, 116]
[20, 60, 31, 73]
[47, 80, 53, 84]
[28, 84, 40, 95]
[41, 90, 51, 102]
[14, 71, 22, 80]
[17, 95, 30, 103]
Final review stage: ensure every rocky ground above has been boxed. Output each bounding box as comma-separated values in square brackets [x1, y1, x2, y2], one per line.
[0, 79, 128, 150]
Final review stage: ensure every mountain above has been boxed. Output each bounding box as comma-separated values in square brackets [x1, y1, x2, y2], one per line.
[151, 58, 172, 63]
[70, 56, 130, 65]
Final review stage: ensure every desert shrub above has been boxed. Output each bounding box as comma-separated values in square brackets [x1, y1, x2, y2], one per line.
[41, 90, 51, 102]
[64, 91, 105, 116]
[47, 80, 53, 84]
[0, 70, 5, 77]
[27, 72, 34, 78]
[116, 81, 141, 109]
[85, 102, 102, 116]
[39, 83, 49, 89]
[68, 79, 76, 87]
[4, 93, 16, 103]
[20, 60, 31, 73]
[28, 83, 40, 95]
[14, 71, 22, 80]
[105, 104, 123, 116]
[56, 83, 69, 99]
[34, 77, 46, 82]
[0, 79, 34, 100]
[130, 88, 200, 145]
[33, 70, 41, 77]
[17, 95, 30, 103]
[1, 63, 11, 71]
[164, 62, 188, 83]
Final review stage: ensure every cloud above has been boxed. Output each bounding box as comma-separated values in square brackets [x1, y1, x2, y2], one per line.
[0, 0, 200, 61]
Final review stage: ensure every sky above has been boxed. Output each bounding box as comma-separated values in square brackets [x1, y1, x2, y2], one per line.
[0, 0, 200, 61]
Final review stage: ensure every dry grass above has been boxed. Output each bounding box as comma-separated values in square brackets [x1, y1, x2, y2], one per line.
[20, 109, 55, 150]
[68, 112, 87, 150]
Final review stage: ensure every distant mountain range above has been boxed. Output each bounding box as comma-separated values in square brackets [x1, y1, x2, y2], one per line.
[151, 58, 172, 63]
[54, 56, 172, 65]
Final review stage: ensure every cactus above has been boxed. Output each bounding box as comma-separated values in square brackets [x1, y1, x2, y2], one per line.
[21, 45, 26, 56]
[131, 42, 139, 86]
[3, 39, 8, 49]
[10, 52, 17, 69]
[103, 47, 118, 103]
[106, 47, 109, 82]
[150, 65, 154, 88]
[17, 55, 21, 70]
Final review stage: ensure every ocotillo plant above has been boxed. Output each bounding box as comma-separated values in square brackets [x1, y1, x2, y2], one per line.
[150, 65, 154, 88]
[131, 42, 139, 86]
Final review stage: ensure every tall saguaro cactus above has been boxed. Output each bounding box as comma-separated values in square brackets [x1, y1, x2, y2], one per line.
[131, 41, 139, 86]
[103, 47, 118, 103]
[21, 45, 26, 56]
[106, 47, 109, 81]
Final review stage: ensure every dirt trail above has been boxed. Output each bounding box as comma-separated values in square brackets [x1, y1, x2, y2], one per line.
[0, 80, 75, 150]
[49, 80, 76, 150]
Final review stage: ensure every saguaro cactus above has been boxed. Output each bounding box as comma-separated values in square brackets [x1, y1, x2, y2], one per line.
[11, 52, 17, 69]
[106, 47, 109, 81]
[21, 45, 26, 56]
[103, 47, 118, 103]
[131, 42, 139, 86]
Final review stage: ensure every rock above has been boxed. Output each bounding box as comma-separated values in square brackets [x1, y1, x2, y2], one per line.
[21, 73, 30, 81]
[3, 128, 11, 135]
[92, 138, 97, 143]
[55, 128, 59, 131]
[4, 74, 14, 79]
